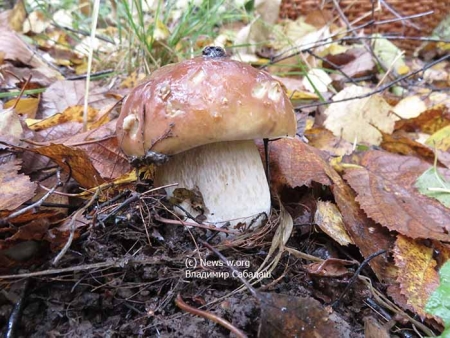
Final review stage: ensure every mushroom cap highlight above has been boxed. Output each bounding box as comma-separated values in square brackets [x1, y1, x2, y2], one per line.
[117, 56, 296, 157]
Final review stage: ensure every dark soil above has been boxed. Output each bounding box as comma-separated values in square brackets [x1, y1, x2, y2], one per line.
[0, 187, 411, 337]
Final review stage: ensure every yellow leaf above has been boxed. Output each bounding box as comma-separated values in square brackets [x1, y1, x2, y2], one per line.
[4, 97, 40, 118]
[425, 125, 450, 151]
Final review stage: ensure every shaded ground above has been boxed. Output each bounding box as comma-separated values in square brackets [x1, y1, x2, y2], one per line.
[0, 184, 407, 338]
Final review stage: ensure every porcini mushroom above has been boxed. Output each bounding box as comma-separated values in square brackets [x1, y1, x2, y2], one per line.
[117, 46, 296, 233]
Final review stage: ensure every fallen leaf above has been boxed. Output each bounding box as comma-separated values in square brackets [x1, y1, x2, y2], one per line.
[0, 106, 24, 147]
[31, 144, 106, 188]
[393, 96, 427, 119]
[395, 105, 450, 134]
[426, 125, 450, 151]
[416, 167, 450, 207]
[0, 159, 36, 211]
[303, 68, 332, 93]
[394, 235, 440, 320]
[22, 10, 50, 34]
[41, 80, 116, 118]
[314, 201, 353, 246]
[4, 97, 40, 118]
[329, 48, 376, 81]
[325, 162, 397, 283]
[28, 105, 98, 131]
[0, 29, 62, 80]
[372, 35, 408, 74]
[305, 258, 355, 277]
[364, 317, 390, 338]
[254, 0, 281, 24]
[324, 85, 395, 145]
[305, 127, 354, 157]
[257, 138, 332, 194]
[258, 293, 344, 337]
[380, 130, 437, 163]
[344, 150, 450, 241]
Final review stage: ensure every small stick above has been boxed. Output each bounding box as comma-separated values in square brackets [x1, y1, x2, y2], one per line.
[154, 214, 234, 234]
[175, 294, 248, 338]
[331, 250, 386, 308]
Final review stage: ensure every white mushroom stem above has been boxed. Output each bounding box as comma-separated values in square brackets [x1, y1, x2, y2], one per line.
[154, 140, 271, 231]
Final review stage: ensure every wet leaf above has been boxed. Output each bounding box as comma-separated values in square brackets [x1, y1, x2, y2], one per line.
[304, 128, 354, 157]
[258, 293, 344, 338]
[31, 144, 106, 188]
[325, 163, 397, 283]
[257, 138, 332, 193]
[0, 159, 36, 211]
[344, 150, 450, 241]
[305, 258, 355, 277]
[324, 85, 395, 145]
[416, 167, 450, 207]
[394, 235, 440, 320]
[28, 105, 98, 131]
[395, 105, 450, 134]
[426, 261, 450, 335]
[380, 130, 437, 163]
[314, 201, 353, 246]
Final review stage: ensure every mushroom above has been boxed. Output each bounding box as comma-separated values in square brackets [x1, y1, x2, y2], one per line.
[116, 46, 296, 233]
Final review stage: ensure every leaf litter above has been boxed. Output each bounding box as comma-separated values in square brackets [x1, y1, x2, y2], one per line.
[1, 0, 450, 337]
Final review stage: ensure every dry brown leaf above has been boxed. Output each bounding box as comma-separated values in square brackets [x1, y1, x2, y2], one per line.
[31, 144, 106, 188]
[258, 293, 345, 337]
[322, 160, 397, 283]
[0, 29, 61, 80]
[41, 80, 116, 118]
[393, 235, 441, 320]
[305, 258, 355, 277]
[0, 159, 36, 211]
[329, 48, 376, 81]
[0, 209, 62, 225]
[344, 150, 450, 241]
[380, 130, 437, 163]
[314, 201, 353, 246]
[395, 105, 450, 134]
[324, 85, 395, 145]
[0, 106, 24, 148]
[305, 127, 354, 157]
[257, 138, 332, 193]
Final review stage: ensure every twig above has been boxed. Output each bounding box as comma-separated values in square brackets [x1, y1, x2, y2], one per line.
[6, 279, 30, 338]
[0, 255, 168, 280]
[295, 53, 450, 110]
[331, 250, 386, 308]
[52, 187, 101, 266]
[154, 214, 234, 234]
[52, 24, 115, 44]
[175, 294, 248, 338]
[0, 170, 62, 227]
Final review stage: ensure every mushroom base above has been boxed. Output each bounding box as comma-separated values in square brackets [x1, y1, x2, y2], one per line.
[154, 140, 271, 232]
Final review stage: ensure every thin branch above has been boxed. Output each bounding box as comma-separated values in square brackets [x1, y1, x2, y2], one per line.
[295, 54, 450, 110]
[175, 294, 248, 338]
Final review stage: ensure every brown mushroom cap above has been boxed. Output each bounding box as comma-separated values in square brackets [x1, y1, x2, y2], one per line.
[117, 55, 296, 157]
